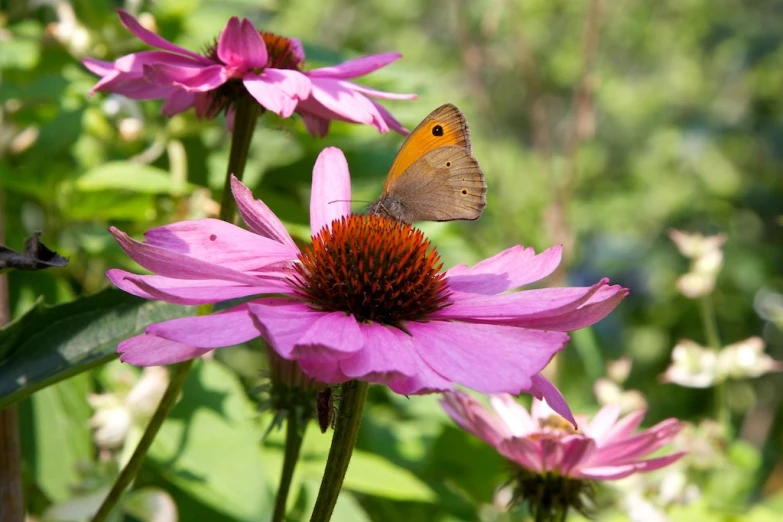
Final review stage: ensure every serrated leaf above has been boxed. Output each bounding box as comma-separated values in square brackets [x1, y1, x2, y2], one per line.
[0, 288, 194, 408]
[77, 162, 192, 195]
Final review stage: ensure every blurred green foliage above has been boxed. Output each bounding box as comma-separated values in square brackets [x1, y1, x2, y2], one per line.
[2, 0, 782, 520]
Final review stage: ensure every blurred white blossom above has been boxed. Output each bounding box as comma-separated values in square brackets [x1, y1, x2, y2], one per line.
[669, 230, 726, 298]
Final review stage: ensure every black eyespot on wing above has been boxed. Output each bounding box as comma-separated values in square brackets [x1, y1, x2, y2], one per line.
[461, 189, 467, 195]
[445, 161, 451, 167]
[432, 125, 444, 136]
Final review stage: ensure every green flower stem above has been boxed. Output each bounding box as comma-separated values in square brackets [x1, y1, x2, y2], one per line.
[699, 296, 729, 429]
[309, 381, 369, 522]
[272, 415, 308, 522]
[219, 95, 261, 222]
[93, 97, 261, 521]
[91, 359, 194, 522]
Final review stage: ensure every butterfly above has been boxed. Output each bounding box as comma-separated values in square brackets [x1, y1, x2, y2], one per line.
[367, 104, 487, 225]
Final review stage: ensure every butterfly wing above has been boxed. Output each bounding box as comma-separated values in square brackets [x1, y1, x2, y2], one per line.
[383, 104, 471, 194]
[385, 146, 487, 222]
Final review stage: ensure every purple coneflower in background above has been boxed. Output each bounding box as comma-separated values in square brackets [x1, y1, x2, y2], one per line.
[442, 391, 685, 520]
[83, 10, 414, 135]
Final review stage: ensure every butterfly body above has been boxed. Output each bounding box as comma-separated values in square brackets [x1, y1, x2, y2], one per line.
[368, 104, 486, 225]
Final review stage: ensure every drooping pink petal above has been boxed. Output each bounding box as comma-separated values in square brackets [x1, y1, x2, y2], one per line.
[290, 312, 364, 360]
[308, 53, 402, 79]
[109, 227, 261, 286]
[144, 63, 227, 92]
[579, 452, 686, 480]
[297, 357, 351, 384]
[301, 113, 331, 137]
[161, 89, 196, 116]
[118, 333, 211, 366]
[523, 374, 577, 429]
[116, 9, 210, 64]
[558, 437, 596, 475]
[338, 323, 418, 381]
[441, 392, 513, 446]
[146, 305, 259, 348]
[604, 410, 648, 441]
[230, 175, 297, 248]
[243, 73, 299, 117]
[309, 78, 387, 130]
[264, 69, 311, 101]
[446, 245, 562, 295]
[369, 100, 408, 135]
[107, 269, 285, 305]
[217, 17, 267, 69]
[386, 338, 455, 395]
[310, 147, 352, 234]
[82, 57, 115, 76]
[591, 419, 684, 466]
[539, 437, 566, 472]
[585, 405, 622, 443]
[346, 81, 417, 100]
[406, 321, 569, 394]
[141, 218, 297, 271]
[498, 437, 545, 473]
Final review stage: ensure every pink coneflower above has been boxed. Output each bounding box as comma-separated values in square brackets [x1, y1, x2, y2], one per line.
[83, 10, 414, 134]
[441, 392, 685, 519]
[108, 147, 628, 403]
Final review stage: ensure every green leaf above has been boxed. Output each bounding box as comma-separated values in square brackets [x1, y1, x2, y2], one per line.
[149, 360, 269, 521]
[77, 162, 192, 195]
[0, 288, 194, 408]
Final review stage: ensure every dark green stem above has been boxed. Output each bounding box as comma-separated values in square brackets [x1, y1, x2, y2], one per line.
[272, 415, 308, 522]
[219, 96, 261, 222]
[91, 359, 194, 522]
[309, 381, 369, 522]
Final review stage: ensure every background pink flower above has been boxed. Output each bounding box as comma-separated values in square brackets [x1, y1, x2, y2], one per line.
[442, 391, 685, 480]
[83, 10, 414, 133]
[108, 147, 628, 403]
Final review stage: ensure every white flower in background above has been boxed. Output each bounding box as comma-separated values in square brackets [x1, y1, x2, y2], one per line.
[594, 357, 648, 412]
[668, 230, 726, 298]
[661, 337, 780, 389]
[88, 367, 169, 450]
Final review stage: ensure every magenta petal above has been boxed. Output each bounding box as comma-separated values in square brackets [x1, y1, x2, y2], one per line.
[144, 63, 227, 92]
[407, 321, 569, 394]
[230, 176, 297, 248]
[291, 312, 364, 360]
[265, 69, 311, 100]
[307, 52, 401, 79]
[146, 305, 259, 348]
[586, 405, 622, 443]
[160, 90, 196, 115]
[118, 333, 211, 366]
[441, 392, 512, 446]
[217, 17, 267, 68]
[243, 73, 299, 117]
[83, 58, 115, 76]
[300, 113, 331, 137]
[346, 81, 417, 100]
[386, 346, 454, 394]
[498, 437, 544, 473]
[109, 227, 261, 286]
[369, 100, 408, 135]
[446, 245, 562, 295]
[578, 452, 686, 480]
[297, 358, 351, 384]
[116, 9, 209, 64]
[559, 437, 596, 476]
[523, 374, 577, 429]
[142, 218, 297, 271]
[310, 147, 352, 234]
[605, 410, 647, 441]
[309, 79, 382, 128]
[339, 323, 417, 381]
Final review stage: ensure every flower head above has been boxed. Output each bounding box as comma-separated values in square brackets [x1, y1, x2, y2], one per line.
[441, 392, 685, 520]
[83, 10, 414, 134]
[108, 147, 627, 403]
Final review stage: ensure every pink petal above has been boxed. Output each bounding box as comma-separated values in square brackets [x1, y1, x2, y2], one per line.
[345, 81, 417, 100]
[338, 323, 417, 381]
[300, 113, 331, 137]
[161, 90, 196, 116]
[144, 63, 227, 92]
[217, 17, 267, 69]
[524, 374, 577, 428]
[230, 175, 297, 248]
[297, 357, 351, 384]
[446, 245, 562, 295]
[291, 312, 364, 360]
[592, 419, 683, 465]
[585, 404, 622, 444]
[539, 437, 566, 472]
[386, 348, 455, 395]
[82, 57, 115, 76]
[310, 147, 352, 234]
[265, 69, 311, 100]
[118, 333, 211, 366]
[116, 9, 209, 64]
[369, 100, 408, 135]
[142, 218, 297, 271]
[498, 437, 544, 473]
[578, 452, 685, 480]
[605, 410, 648, 441]
[309, 78, 387, 130]
[489, 394, 537, 436]
[441, 392, 512, 446]
[307, 53, 401, 79]
[559, 437, 596, 476]
[435, 279, 612, 326]
[146, 305, 259, 348]
[249, 301, 363, 360]
[109, 227, 262, 286]
[107, 269, 286, 305]
[507, 285, 628, 331]
[243, 72, 301, 117]
[406, 321, 569, 394]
